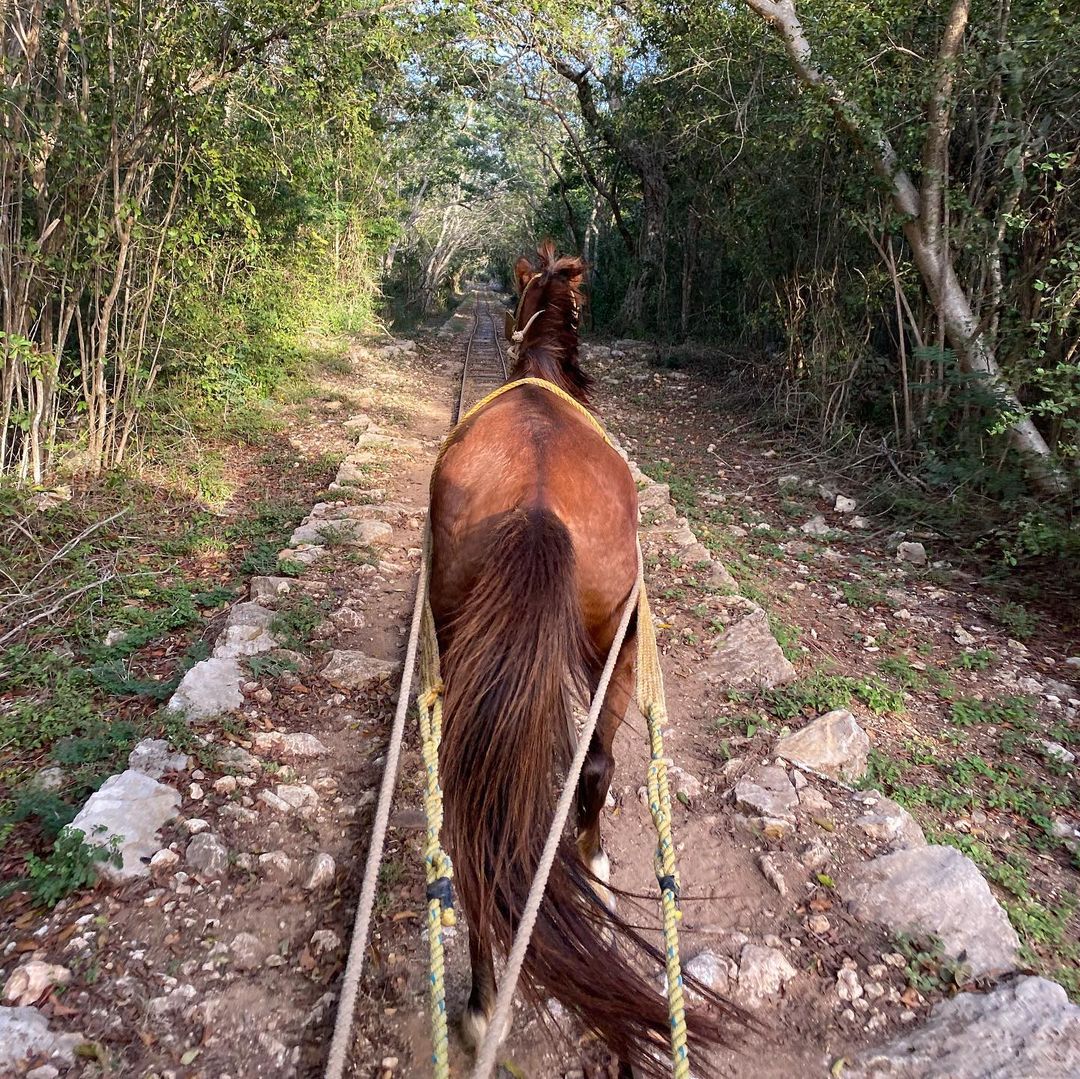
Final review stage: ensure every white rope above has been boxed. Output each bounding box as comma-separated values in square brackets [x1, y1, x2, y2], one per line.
[470, 543, 645, 1079]
[505, 306, 546, 363]
[323, 532, 429, 1079]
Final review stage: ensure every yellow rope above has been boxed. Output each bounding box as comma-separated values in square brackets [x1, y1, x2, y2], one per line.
[446, 377, 613, 448]
[418, 528, 455, 1079]
[637, 584, 690, 1079]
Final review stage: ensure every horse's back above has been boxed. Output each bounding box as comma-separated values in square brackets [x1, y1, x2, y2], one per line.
[430, 387, 638, 639]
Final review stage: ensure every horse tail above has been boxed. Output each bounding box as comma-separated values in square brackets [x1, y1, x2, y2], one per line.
[441, 507, 736, 1074]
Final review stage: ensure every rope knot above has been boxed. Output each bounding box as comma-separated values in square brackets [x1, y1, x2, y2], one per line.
[426, 874, 455, 912]
[657, 872, 680, 903]
[419, 684, 444, 709]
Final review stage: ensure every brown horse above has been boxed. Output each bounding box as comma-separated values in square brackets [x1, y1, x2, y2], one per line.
[428, 242, 733, 1073]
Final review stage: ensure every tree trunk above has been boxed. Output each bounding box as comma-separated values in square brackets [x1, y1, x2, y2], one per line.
[680, 204, 700, 341]
[619, 143, 669, 332]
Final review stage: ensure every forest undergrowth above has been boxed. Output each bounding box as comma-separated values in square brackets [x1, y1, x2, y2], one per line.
[0, 332, 369, 896]
[595, 355, 1080, 998]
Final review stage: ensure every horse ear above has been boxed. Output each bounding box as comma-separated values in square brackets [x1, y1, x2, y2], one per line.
[555, 255, 587, 289]
[536, 239, 557, 268]
[513, 256, 534, 295]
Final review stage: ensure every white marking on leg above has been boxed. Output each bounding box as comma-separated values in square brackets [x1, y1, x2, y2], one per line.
[590, 848, 610, 884]
[590, 849, 616, 913]
[462, 1006, 510, 1052]
[461, 1007, 488, 1051]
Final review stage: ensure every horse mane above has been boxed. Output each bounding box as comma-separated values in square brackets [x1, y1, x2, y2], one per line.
[511, 240, 593, 402]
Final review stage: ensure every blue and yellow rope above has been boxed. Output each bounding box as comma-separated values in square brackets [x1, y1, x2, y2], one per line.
[418, 551, 455, 1079]
[637, 583, 690, 1079]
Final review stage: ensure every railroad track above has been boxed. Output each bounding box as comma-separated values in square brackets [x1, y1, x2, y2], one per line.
[455, 296, 509, 423]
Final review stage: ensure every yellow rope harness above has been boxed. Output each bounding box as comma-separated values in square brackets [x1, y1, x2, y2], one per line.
[418, 377, 689, 1078]
[417, 535, 454, 1078]
[637, 584, 690, 1078]
[440, 375, 612, 461]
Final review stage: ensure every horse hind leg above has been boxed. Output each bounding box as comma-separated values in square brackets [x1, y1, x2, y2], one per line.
[461, 930, 509, 1051]
[576, 740, 616, 912]
[576, 635, 635, 913]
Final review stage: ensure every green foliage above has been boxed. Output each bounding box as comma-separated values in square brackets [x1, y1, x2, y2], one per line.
[762, 668, 904, 719]
[1, 0, 410, 482]
[769, 616, 803, 662]
[0, 649, 99, 753]
[53, 721, 141, 769]
[270, 595, 326, 652]
[861, 748, 905, 790]
[948, 696, 1036, 728]
[892, 932, 970, 993]
[951, 648, 998, 671]
[230, 501, 308, 577]
[3, 789, 78, 840]
[10, 829, 122, 909]
[987, 600, 1037, 640]
[877, 656, 926, 691]
[503, 1, 1080, 585]
[247, 653, 299, 680]
[839, 580, 889, 610]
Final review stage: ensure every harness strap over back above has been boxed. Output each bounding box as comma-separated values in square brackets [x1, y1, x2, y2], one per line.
[455, 375, 609, 440]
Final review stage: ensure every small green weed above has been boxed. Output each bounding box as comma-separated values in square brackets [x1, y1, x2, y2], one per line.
[270, 595, 326, 651]
[951, 647, 998, 671]
[948, 695, 1036, 728]
[877, 655, 926, 691]
[3, 788, 78, 840]
[839, 580, 889, 609]
[769, 617, 803, 662]
[892, 932, 970, 992]
[861, 748, 906, 789]
[987, 600, 1036, 640]
[7, 828, 122, 908]
[763, 668, 904, 719]
[247, 653, 300, 680]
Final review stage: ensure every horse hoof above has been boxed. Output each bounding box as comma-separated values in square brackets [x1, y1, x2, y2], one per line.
[589, 850, 617, 913]
[462, 1007, 510, 1052]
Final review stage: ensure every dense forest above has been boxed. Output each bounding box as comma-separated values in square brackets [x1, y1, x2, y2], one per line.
[2, 0, 1078, 573]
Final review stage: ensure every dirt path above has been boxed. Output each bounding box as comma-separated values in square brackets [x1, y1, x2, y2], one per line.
[2, 295, 1077, 1079]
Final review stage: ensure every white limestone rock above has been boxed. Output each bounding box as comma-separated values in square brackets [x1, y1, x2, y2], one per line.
[127, 738, 190, 780]
[185, 833, 229, 880]
[321, 650, 397, 691]
[304, 852, 337, 892]
[167, 657, 244, 719]
[66, 769, 180, 881]
[707, 605, 796, 690]
[251, 731, 330, 758]
[854, 791, 927, 851]
[3, 962, 71, 1007]
[800, 515, 832, 537]
[734, 765, 799, 822]
[0, 1006, 83, 1071]
[896, 541, 928, 565]
[848, 976, 1080, 1077]
[289, 516, 391, 548]
[841, 845, 1020, 978]
[775, 709, 870, 781]
[277, 544, 325, 566]
[736, 944, 797, 1005]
